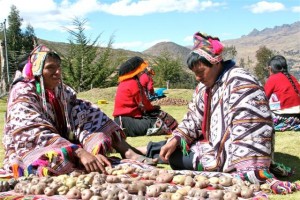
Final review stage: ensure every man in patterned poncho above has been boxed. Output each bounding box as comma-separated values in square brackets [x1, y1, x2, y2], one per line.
[145, 32, 299, 194]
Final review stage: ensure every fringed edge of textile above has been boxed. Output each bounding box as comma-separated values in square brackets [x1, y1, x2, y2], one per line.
[266, 178, 300, 194]
[237, 169, 274, 184]
[12, 144, 80, 178]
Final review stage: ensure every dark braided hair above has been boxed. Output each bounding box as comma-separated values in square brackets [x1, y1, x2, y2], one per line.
[269, 55, 300, 96]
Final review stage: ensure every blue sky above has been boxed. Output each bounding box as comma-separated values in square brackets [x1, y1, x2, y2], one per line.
[0, 0, 299, 52]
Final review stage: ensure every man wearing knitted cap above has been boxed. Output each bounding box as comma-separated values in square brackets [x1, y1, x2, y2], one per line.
[143, 32, 299, 194]
[113, 56, 178, 137]
[2, 45, 158, 177]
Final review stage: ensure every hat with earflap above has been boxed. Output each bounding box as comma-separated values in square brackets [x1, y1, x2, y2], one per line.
[21, 45, 70, 128]
[23, 45, 51, 79]
[192, 32, 224, 64]
[118, 56, 148, 82]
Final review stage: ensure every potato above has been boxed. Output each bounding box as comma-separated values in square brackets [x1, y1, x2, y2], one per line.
[195, 179, 209, 188]
[156, 173, 173, 183]
[184, 176, 195, 186]
[30, 184, 46, 195]
[194, 175, 208, 182]
[172, 175, 186, 185]
[240, 187, 254, 198]
[171, 192, 184, 200]
[146, 185, 164, 197]
[90, 195, 103, 200]
[127, 181, 146, 195]
[118, 191, 132, 200]
[159, 192, 172, 200]
[208, 190, 223, 199]
[249, 183, 260, 192]
[176, 186, 191, 196]
[65, 177, 77, 189]
[148, 169, 160, 180]
[81, 189, 94, 200]
[224, 191, 237, 200]
[90, 185, 104, 196]
[208, 177, 219, 184]
[44, 186, 56, 196]
[219, 176, 232, 187]
[106, 175, 121, 183]
[57, 185, 69, 195]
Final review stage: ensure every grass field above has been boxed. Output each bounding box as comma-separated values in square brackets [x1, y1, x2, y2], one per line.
[0, 88, 299, 199]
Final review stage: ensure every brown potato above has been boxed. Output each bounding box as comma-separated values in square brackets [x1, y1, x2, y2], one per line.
[81, 189, 94, 200]
[44, 187, 56, 196]
[223, 191, 237, 200]
[219, 176, 233, 187]
[156, 173, 173, 183]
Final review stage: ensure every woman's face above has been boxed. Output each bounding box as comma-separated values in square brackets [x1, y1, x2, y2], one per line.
[191, 61, 222, 87]
[42, 56, 62, 90]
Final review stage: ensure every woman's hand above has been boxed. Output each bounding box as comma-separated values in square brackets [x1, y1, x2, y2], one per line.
[75, 148, 111, 174]
[159, 138, 178, 162]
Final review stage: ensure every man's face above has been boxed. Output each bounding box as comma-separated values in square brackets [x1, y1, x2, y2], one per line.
[191, 61, 221, 87]
[42, 56, 61, 90]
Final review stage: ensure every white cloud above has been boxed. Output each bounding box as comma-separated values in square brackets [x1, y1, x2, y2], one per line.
[292, 6, 300, 13]
[0, 0, 224, 31]
[99, 0, 224, 16]
[0, 0, 100, 31]
[248, 1, 285, 13]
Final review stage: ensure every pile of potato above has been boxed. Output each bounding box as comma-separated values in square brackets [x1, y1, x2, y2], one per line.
[7, 164, 270, 199]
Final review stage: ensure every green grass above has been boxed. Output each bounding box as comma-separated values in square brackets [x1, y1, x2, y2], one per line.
[1, 88, 300, 199]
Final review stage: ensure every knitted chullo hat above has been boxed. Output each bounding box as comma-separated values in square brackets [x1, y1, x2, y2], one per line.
[192, 32, 224, 64]
[118, 56, 148, 82]
[23, 45, 51, 79]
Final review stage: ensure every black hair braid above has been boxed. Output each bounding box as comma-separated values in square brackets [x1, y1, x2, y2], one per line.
[282, 71, 300, 96]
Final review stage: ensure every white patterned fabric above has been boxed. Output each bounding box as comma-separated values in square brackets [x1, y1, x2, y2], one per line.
[172, 62, 274, 174]
[3, 79, 124, 176]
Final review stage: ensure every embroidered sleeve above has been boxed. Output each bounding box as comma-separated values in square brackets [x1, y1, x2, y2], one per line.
[171, 84, 205, 146]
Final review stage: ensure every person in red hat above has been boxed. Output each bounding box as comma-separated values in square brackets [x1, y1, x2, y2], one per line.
[139, 66, 156, 100]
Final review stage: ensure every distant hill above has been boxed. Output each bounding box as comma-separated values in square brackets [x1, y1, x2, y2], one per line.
[223, 21, 300, 74]
[142, 42, 191, 64]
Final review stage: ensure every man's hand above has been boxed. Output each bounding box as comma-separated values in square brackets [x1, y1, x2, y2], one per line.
[159, 137, 178, 162]
[75, 148, 111, 174]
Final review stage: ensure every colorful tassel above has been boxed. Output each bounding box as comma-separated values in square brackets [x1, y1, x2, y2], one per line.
[42, 167, 48, 176]
[12, 164, 22, 178]
[32, 159, 48, 167]
[197, 163, 203, 171]
[180, 138, 190, 156]
[92, 145, 100, 155]
[35, 81, 41, 94]
[45, 151, 58, 162]
[61, 147, 70, 161]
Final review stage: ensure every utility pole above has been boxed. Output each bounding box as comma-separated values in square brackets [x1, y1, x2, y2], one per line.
[3, 19, 10, 85]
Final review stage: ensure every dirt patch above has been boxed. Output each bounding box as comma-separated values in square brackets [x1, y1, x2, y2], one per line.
[151, 97, 189, 106]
